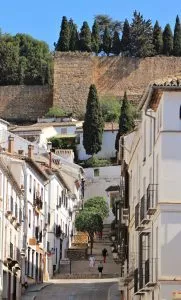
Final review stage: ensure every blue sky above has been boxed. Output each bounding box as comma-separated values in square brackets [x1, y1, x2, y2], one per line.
[1, 0, 181, 49]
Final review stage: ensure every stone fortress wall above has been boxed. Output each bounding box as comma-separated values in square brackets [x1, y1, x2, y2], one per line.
[0, 52, 181, 121]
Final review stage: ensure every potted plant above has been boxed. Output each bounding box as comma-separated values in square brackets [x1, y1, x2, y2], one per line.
[112, 249, 118, 259]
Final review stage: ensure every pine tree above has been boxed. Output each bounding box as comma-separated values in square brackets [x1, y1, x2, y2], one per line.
[91, 20, 100, 54]
[102, 26, 111, 56]
[79, 21, 92, 52]
[130, 11, 154, 58]
[83, 84, 104, 156]
[112, 30, 121, 55]
[115, 92, 135, 151]
[173, 15, 181, 56]
[153, 21, 163, 54]
[55, 16, 70, 51]
[121, 19, 131, 56]
[69, 21, 79, 51]
[163, 24, 173, 56]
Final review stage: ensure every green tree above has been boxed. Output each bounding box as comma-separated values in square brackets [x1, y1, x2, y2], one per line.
[153, 21, 163, 55]
[102, 26, 112, 56]
[83, 84, 104, 156]
[84, 196, 109, 220]
[173, 15, 181, 56]
[55, 16, 70, 51]
[115, 92, 135, 151]
[91, 20, 100, 54]
[95, 14, 122, 38]
[79, 21, 92, 52]
[100, 95, 120, 122]
[75, 211, 103, 254]
[69, 19, 80, 51]
[45, 106, 66, 117]
[121, 19, 131, 56]
[112, 30, 121, 55]
[130, 11, 154, 57]
[0, 39, 20, 85]
[163, 24, 173, 56]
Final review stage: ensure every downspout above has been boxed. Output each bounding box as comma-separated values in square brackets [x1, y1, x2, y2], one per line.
[144, 88, 156, 284]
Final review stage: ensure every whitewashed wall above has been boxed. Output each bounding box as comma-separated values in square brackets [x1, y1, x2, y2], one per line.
[84, 166, 120, 224]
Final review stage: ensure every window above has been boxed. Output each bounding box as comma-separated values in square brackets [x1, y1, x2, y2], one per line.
[61, 127, 67, 134]
[149, 117, 152, 155]
[94, 169, 99, 177]
[29, 209, 31, 228]
[29, 175, 32, 193]
[180, 105, 181, 119]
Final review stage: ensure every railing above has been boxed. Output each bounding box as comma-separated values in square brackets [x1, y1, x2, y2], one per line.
[147, 184, 158, 214]
[135, 203, 139, 229]
[33, 195, 43, 210]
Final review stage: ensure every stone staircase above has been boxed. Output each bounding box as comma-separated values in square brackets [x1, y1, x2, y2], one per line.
[54, 224, 120, 279]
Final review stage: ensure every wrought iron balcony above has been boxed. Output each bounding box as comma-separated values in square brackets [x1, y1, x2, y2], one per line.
[140, 196, 150, 225]
[135, 203, 144, 231]
[33, 194, 43, 210]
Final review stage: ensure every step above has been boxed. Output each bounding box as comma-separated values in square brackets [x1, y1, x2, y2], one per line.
[53, 273, 120, 279]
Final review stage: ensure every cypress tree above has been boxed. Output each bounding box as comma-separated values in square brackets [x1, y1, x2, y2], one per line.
[112, 30, 121, 55]
[173, 15, 181, 56]
[121, 19, 131, 56]
[153, 21, 163, 55]
[79, 21, 92, 52]
[163, 24, 173, 56]
[83, 84, 104, 156]
[102, 26, 111, 56]
[69, 22, 79, 51]
[115, 92, 135, 151]
[91, 20, 100, 55]
[130, 11, 154, 57]
[55, 16, 70, 51]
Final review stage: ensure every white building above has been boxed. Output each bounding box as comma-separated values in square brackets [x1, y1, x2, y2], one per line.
[119, 76, 181, 300]
[76, 122, 118, 161]
[84, 165, 120, 224]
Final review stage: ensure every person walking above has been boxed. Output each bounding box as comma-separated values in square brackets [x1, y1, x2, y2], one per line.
[97, 261, 103, 278]
[89, 255, 95, 271]
[102, 248, 108, 263]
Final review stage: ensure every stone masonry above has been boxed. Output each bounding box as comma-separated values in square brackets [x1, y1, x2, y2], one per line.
[0, 53, 181, 121]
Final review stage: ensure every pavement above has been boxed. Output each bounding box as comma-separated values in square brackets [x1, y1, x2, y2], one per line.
[22, 231, 121, 299]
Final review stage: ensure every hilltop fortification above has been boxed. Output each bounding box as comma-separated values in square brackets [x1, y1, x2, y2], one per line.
[1, 53, 181, 121]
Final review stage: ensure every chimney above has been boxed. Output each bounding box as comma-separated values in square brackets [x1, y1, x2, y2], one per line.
[8, 136, 14, 154]
[28, 145, 34, 159]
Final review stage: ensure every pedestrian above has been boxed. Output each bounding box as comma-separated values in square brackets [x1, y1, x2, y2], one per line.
[89, 255, 95, 271]
[102, 248, 108, 263]
[97, 261, 103, 278]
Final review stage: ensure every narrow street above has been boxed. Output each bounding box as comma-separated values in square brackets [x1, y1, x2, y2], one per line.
[35, 280, 119, 300]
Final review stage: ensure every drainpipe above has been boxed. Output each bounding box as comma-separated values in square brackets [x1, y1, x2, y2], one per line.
[144, 88, 156, 284]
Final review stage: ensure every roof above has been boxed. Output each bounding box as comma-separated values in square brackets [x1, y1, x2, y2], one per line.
[77, 122, 119, 132]
[56, 134, 76, 139]
[105, 185, 120, 192]
[139, 74, 181, 110]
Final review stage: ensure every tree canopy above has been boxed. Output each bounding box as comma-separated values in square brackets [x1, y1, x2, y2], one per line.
[115, 91, 135, 151]
[83, 84, 104, 156]
[0, 33, 52, 85]
[84, 196, 109, 220]
[75, 211, 103, 254]
[173, 15, 181, 56]
[153, 21, 163, 55]
[163, 24, 173, 56]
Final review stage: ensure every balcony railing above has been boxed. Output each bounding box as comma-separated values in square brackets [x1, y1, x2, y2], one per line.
[33, 194, 43, 210]
[147, 184, 158, 215]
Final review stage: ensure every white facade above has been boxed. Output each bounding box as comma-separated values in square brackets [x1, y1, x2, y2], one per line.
[120, 82, 181, 300]
[77, 127, 118, 161]
[84, 166, 120, 224]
